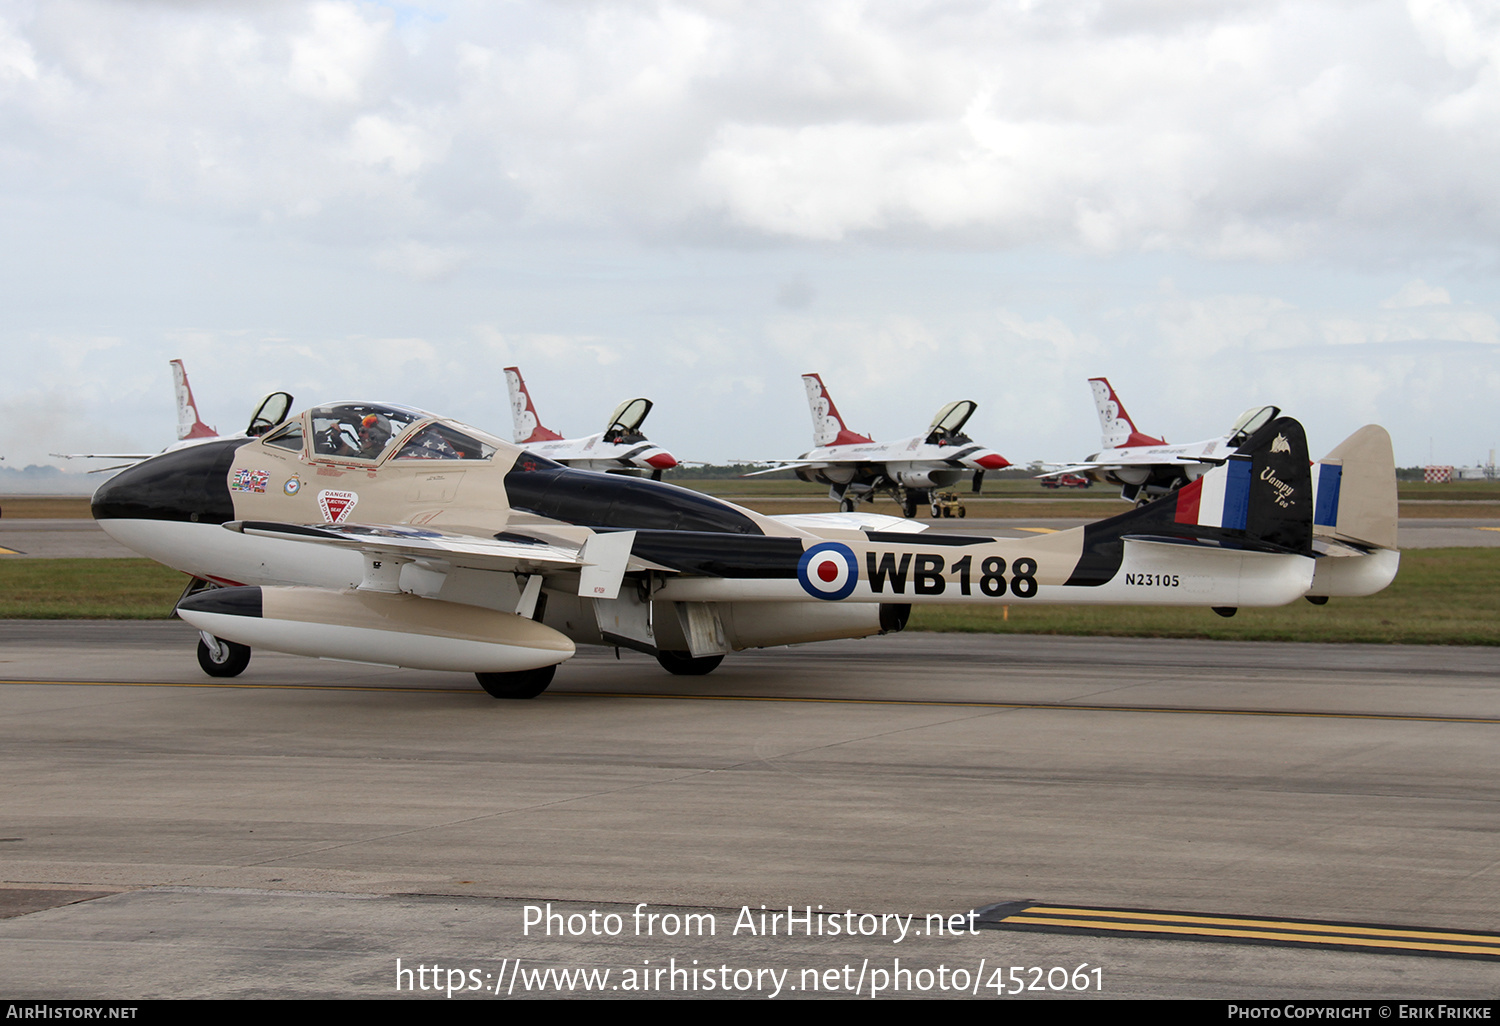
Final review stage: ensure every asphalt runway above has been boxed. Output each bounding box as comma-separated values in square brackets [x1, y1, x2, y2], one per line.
[2, 516, 1498, 559]
[1, 623, 1497, 998]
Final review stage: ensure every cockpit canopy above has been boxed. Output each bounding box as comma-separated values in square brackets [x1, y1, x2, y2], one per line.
[1227, 405, 1281, 446]
[926, 400, 977, 446]
[260, 402, 503, 464]
[603, 398, 653, 444]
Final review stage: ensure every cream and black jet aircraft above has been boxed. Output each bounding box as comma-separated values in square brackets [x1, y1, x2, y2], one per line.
[91, 400, 1399, 699]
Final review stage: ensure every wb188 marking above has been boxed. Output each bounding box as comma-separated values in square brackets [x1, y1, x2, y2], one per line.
[865, 552, 1038, 598]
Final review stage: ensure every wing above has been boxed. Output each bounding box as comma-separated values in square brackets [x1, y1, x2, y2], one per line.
[225, 520, 651, 600]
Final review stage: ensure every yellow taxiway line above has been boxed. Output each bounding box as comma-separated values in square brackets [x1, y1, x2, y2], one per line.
[992, 903, 1500, 959]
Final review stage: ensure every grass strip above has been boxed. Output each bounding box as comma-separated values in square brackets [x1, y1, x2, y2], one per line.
[910, 548, 1500, 645]
[1, 549, 1495, 645]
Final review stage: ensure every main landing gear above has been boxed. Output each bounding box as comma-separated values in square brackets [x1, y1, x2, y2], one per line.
[655, 651, 725, 676]
[196, 633, 251, 678]
[475, 664, 557, 700]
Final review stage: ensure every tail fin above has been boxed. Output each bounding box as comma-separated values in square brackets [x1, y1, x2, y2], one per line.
[1313, 425, 1398, 551]
[1089, 377, 1164, 449]
[803, 373, 874, 447]
[1065, 417, 1313, 585]
[172, 359, 216, 440]
[504, 367, 564, 444]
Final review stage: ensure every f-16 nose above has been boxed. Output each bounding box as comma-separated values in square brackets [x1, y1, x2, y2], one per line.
[91, 438, 244, 524]
[974, 452, 1010, 471]
[645, 451, 678, 470]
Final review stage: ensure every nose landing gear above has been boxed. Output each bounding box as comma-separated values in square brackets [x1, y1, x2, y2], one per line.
[196, 632, 251, 678]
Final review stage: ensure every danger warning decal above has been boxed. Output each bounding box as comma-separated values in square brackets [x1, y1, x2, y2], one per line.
[318, 489, 358, 524]
[798, 542, 859, 600]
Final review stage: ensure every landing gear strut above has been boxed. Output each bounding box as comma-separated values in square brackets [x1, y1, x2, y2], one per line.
[196, 633, 251, 678]
[475, 663, 556, 699]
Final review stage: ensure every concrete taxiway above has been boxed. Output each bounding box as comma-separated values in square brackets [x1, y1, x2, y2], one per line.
[0, 623, 1497, 998]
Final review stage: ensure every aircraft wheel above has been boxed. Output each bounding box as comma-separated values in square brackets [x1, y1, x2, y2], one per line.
[475, 664, 556, 699]
[958, 508, 966, 518]
[655, 651, 725, 676]
[838, 498, 856, 513]
[1305, 595, 1329, 606]
[196, 635, 250, 678]
[902, 500, 918, 519]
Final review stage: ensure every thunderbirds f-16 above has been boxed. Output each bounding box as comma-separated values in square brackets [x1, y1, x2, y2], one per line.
[504, 367, 678, 479]
[1040, 377, 1281, 504]
[750, 374, 1012, 517]
[91, 397, 1399, 699]
[53, 359, 293, 472]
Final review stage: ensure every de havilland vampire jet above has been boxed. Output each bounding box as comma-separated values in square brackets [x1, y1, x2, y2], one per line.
[90, 398, 1399, 700]
[53, 359, 294, 472]
[1040, 377, 1281, 504]
[505, 367, 678, 479]
[751, 374, 1012, 517]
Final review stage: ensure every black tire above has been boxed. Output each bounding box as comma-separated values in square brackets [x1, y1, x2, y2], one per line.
[838, 498, 856, 513]
[196, 636, 251, 678]
[958, 508, 966, 518]
[476, 663, 556, 699]
[475, 663, 556, 699]
[655, 651, 725, 676]
[902, 500, 917, 519]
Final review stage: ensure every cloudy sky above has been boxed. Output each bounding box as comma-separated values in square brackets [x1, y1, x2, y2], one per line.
[2, 0, 1497, 486]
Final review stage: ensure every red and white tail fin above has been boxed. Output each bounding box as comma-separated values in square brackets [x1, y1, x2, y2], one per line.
[803, 373, 874, 447]
[504, 367, 564, 444]
[172, 359, 216, 440]
[1089, 377, 1164, 449]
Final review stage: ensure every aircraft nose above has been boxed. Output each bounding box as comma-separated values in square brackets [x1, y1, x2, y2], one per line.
[645, 451, 678, 470]
[91, 439, 244, 525]
[974, 453, 1010, 471]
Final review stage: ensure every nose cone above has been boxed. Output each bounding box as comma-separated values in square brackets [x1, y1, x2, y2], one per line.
[91, 438, 245, 524]
[974, 452, 1010, 471]
[644, 451, 678, 470]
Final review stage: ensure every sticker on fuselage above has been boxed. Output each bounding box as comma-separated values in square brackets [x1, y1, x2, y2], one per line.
[231, 469, 268, 493]
[798, 542, 860, 600]
[318, 489, 358, 524]
[283, 476, 302, 496]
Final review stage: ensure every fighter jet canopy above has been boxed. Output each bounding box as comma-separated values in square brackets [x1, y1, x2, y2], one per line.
[1228, 405, 1281, 446]
[926, 400, 977, 444]
[604, 398, 653, 444]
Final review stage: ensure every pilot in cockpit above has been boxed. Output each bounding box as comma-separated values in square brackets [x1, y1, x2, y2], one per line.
[357, 413, 392, 459]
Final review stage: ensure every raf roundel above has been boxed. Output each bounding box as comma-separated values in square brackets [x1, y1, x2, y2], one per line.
[797, 542, 859, 601]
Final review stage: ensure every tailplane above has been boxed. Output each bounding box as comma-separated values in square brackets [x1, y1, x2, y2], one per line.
[1089, 377, 1164, 449]
[803, 373, 874, 448]
[505, 367, 564, 445]
[172, 359, 216, 440]
[1313, 425, 1398, 551]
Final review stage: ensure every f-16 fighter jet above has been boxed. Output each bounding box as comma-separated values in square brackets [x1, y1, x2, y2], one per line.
[1040, 377, 1279, 504]
[91, 398, 1399, 699]
[750, 373, 1011, 518]
[53, 359, 293, 472]
[504, 367, 678, 479]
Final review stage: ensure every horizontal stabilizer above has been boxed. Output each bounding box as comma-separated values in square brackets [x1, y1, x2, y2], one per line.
[1313, 425, 1398, 551]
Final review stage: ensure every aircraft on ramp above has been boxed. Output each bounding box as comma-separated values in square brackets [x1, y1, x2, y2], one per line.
[504, 367, 678, 479]
[1041, 377, 1280, 504]
[750, 373, 1012, 517]
[53, 360, 294, 472]
[91, 398, 1399, 699]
